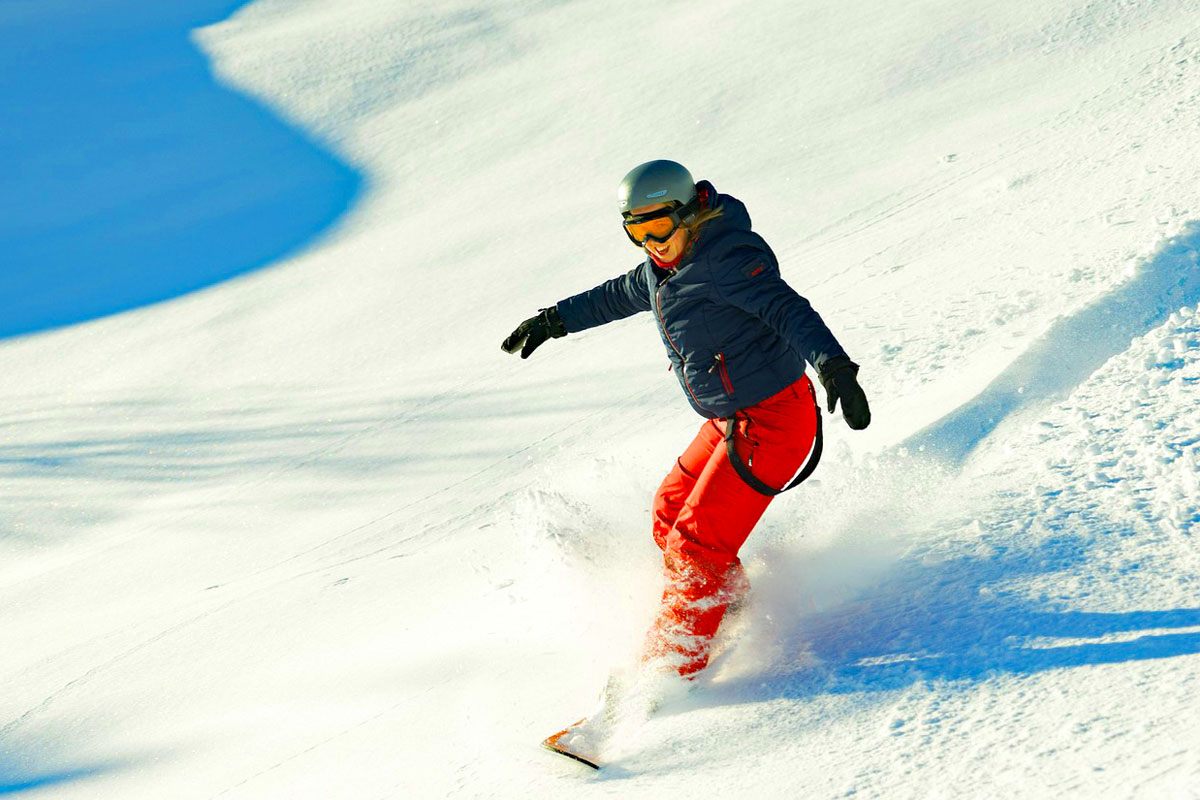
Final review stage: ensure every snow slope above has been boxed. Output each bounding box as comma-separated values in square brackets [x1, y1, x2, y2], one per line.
[1, 0, 1199, 797]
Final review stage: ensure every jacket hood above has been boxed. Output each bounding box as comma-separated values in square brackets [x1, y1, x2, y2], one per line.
[691, 181, 757, 262]
[698, 181, 752, 231]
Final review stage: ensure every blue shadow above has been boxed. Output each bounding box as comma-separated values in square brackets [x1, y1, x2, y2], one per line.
[0, 728, 133, 797]
[0, 767, 108, 796]
[714, 525, 1200, 702]
[0, 0, 363, 340]
[903, 222, 1200, 464]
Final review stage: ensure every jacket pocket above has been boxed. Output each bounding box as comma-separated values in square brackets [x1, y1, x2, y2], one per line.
[710, 352, 735, 396]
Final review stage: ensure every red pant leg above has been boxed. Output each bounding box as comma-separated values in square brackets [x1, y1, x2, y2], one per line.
[650, 419, 724, 552]
[645, 377, 820, 676]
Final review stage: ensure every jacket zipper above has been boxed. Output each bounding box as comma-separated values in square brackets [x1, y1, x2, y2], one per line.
[710, 352, 735, 395]
[655, 279, 711, 414]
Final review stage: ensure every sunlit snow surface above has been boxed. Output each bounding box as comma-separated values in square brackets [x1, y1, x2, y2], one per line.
[1, 0, 1199, 797]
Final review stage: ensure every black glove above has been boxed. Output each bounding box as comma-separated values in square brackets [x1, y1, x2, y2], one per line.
[819, 355, 871, 430]
[501, 307, 568, 359]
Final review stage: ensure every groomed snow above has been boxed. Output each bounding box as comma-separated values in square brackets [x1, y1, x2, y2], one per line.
[1, 0, 1198, 797]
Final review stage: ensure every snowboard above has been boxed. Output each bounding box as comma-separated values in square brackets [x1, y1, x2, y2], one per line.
[541, 719, 602, 770]
[539, 667, 686, 770]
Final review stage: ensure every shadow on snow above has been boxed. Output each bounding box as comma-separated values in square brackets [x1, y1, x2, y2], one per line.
[730, 526, 1200, 700]
[0, 0, 363, 341]
[0, 766, 110, 798]
[0, 727, 136, 797]
[903, 222, 1200, 465]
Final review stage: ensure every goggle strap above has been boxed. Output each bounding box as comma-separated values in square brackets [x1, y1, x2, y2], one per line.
[622, 195, 700, 225]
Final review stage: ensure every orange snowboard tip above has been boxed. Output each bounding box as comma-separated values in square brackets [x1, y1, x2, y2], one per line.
[541, 722, 601, 770]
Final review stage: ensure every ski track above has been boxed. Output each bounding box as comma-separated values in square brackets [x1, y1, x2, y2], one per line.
[793, 18, 1198, 279]
[0, 373, 663, 759]
[0, 366, 505, 591]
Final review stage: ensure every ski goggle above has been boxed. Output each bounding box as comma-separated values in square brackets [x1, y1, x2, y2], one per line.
[621, 197, 699, 246]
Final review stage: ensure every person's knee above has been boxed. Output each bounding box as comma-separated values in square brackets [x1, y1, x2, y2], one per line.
[664, 539, 733, 587]
[651, 491, 679, 552]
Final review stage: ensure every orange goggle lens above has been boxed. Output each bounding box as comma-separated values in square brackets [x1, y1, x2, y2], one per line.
[623, 214, 679, 244]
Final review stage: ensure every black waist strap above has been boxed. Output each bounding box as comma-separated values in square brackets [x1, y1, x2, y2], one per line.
[723, 387, 823, 497]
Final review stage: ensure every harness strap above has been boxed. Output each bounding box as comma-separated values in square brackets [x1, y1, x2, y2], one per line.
[723, 383, 823, 497]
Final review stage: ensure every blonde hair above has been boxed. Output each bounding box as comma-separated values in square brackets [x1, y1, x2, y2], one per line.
[687, 204, 724, 233]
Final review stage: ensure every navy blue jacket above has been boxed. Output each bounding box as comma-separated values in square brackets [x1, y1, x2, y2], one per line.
[556, 184, 848, 419]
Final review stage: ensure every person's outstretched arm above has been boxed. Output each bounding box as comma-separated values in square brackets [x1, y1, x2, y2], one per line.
[501, 264, 651, 359]
[554, 264, 652, 333]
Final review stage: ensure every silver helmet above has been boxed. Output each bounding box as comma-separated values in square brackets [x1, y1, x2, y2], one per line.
[617, 160, 697, 215]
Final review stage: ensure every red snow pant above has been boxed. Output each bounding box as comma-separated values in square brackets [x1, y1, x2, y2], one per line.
[643, 375, 820, 677]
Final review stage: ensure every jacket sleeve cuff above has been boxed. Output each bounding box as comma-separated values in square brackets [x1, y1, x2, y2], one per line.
[817, 353, 857, 377]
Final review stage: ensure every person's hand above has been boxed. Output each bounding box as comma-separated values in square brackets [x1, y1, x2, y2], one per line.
[501, 307, 567, 359]
[819, 356, 870, 429]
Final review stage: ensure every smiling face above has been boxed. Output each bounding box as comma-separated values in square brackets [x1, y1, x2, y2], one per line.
[629, 202, 690, 264]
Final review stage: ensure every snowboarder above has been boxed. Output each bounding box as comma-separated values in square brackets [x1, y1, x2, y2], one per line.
[502, 159, 870, 683]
